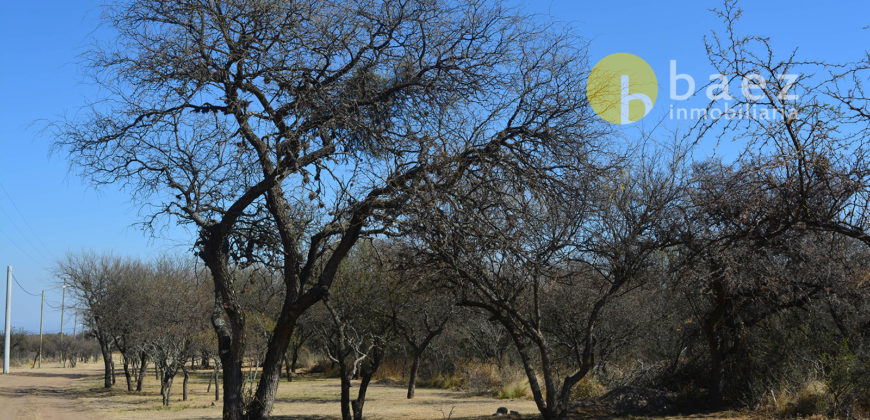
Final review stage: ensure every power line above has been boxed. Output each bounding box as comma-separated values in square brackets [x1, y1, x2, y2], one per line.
[11, 271, 41, 297]
[0, 183, 53, 256]
[0, 226, 42, 265]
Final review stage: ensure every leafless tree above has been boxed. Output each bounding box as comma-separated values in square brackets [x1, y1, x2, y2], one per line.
[310, 244, 397, 420]
[56, 1, 596, 417]
[140, 257, 211, 406]
[392, 282, 454, 400]
[697, 0, 870, 250]
[683, 2, 870, 402]
[405, 145, 682, 419]
[56, 253, 134, 388]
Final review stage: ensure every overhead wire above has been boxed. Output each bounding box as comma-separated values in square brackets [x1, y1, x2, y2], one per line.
[10, 271, 42, 297]
[0, 182, 53, 256]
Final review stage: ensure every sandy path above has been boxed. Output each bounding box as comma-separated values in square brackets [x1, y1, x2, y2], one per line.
[0, 364, 106, 420]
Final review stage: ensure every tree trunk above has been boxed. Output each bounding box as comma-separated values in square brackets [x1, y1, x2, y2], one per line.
[204, 234, 248, 420]
[406, 354, 420, 399]
[404, 330, 442, 400]
[98, 338, 113, 388]
[216, 326, 245, 419]
[353, 346, 383, 420]
[352, 374, 372, 420]
[183, 366, 190, 401]
[283, 352, 293, 382]
[136, 352, 148, 392]
[214, 361, 221, 401]
[245, 305, 309, 418]
[704, 275, 727, 406]
[704, 325, 724, 405]
[123, 356, 133, 391]
[160, 377, 166, 405]
[243, 188, 359, 419]
[161, 374, 174, 407]
[291, 342, 301, 373]
[340, 370, 352, 420]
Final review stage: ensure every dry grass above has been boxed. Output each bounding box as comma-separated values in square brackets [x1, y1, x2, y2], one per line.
[0, 358, 766, 420]
[0, 359, 539, 419]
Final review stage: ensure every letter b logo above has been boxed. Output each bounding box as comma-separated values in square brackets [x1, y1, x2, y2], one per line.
[587, 53, 658, 124]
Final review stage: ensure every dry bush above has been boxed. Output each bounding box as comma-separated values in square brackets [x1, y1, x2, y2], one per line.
[497, 380, 530, 400]
[458, 361, 501, 394]
[449, 361, 533, 399]
[424, 373, 464, 390]
[371, 358, 407, 382]
[757, 381, 828, 418]
[307, 357, 341, 377]
[570, 376, 607, 400]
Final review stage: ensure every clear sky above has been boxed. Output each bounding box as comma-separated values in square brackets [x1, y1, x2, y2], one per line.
[1, 1, 868, 333]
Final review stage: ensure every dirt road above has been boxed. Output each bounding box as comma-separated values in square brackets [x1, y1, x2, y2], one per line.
[0, 365, 105, 419]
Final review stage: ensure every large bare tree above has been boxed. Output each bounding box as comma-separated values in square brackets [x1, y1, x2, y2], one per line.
[404, 147, 682, 419]
[56, 1, 595, 418]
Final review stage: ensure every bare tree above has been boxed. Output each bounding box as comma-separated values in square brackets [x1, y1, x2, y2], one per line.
[311, 243, 398, 420]
[57, 253, 134, 388]
[108, 262, 151, 392]
[56, 1, 596, 417]
[697, 0, 870, 250]
[393, 286, 453, 400]
[684, 2, 870, 402]
[405, 147, 682, 419]
[141, 257, 211, 406]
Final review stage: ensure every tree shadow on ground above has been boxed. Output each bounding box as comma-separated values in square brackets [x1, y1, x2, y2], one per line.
[9, 371, 94, 380]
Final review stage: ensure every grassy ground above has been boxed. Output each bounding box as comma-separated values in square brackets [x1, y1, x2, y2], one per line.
[0, 359, 540, 419]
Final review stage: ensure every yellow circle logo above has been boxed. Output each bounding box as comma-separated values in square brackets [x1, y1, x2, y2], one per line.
[587, 53, 657, 124]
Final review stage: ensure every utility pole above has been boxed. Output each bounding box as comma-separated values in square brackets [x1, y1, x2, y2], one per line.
[4, 266, 11, 374]
[72, 312, 77, 338]
[60, 283, 65, 337]
[39, 290, 44, 368]
[60, 283, 65, 368]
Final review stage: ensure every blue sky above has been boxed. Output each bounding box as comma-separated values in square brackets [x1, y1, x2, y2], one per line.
[1, 1, 868, 333]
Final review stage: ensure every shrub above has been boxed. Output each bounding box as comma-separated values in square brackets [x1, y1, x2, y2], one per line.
[497, 380, 530, 400]
[425, 373, 464, 390]
[307, 357, 341, 377]
[458, 361, 502, 394]
[823, 346, 870, 419]
[757, 381, 827, 418]
[570, 375, 607, 400]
